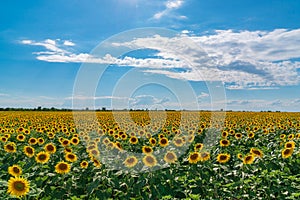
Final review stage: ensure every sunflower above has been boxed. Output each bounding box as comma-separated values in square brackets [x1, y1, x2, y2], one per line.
[220, 139, 230, 147]
[142, 146, 153, 154]
[61, 139, 70, 147]
[28, 138, 38, 145]
[149, 138, 157, 146]
[92, 157, 101, 168]
[285, 141, 295, 149]
[217, 153, 230, 163]
[7, 176, 30, 197]
[199, 152, 210, 162]
[71, 137, 80, 145]
[35, 151, 50, 164]
[159, 137, 169, 147]
[38, 138, 45, 145]
[64, 147, 73, 153]
[142, 155, 157, 167]
[129, 136, 138, 145]
[80, 160, 89, 169]
[280, 134, 286, 140]
[16, 134, 25, 142]
[221, 131, 228, 138]
[121, 133, 128, 140]
[89, 149, 100, 157]
[188, 152, 200, 164]
[282, 148, 293, 159]
[4, 142, 17, 153]
[65, 152, 77, 162]
[44, 143, 56, 154]
[194, 143, 203, 151]
[8, 165, 22, 177]
[114, 142, 123, 150]
[55, 161, 71, 174]
[124, 156, 138, 168]
[235, 133, 242, 140]
[243, 154, 255, 164]
[1, 136, 8, 142]
[250, 148, 263, 158]
[248, 132, 255, 138]
[164, 151, 177, 163]
[288, 134, 294, 140]
[23, 146, 35, 157]
[173, 137, 184, 147]
[237, 153, 243, 160]
[296, 133, 300, 140]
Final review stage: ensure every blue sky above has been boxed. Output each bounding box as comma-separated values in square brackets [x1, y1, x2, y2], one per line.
[1, 0, 300, 111]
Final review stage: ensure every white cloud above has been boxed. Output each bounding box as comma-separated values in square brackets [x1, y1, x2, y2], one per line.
[63, 40, 75, 46]
[152, 0, 186, 20]
[0, 93, 9, 97]
[129, 95, 170, 108]
[21, 28, 300, 90]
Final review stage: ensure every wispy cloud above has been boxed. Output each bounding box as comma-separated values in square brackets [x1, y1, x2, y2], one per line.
[152, 0, 187, 20]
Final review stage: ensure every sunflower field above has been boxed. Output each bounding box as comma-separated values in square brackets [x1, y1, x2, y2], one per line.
[0, 111, 300, 199]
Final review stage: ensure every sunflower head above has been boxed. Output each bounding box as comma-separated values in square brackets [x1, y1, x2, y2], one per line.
[159, 137, 169, 147]
[188, 152, 200, 164]
[284, 141, 295, 149]
[80, 161, 89, 169]
[24, 146, 35, 157]
[124, 156, 138, 168]
[65, 152, 77, 162]
[217, 153, 231, 163]
[4, 142, 17, 153]
[55, 161, 71, 174]
[250, 148, 263, 158]
[7, 176, 30, 197]
[129, 136, 138, 144]
[200, 152, 210, 162]
[220, 139, 230, 147]
[243, 154, 255, 164]
[164, 151, 177, 163]
[142, 155, 157, 167]
[8, 165, 22, 177]
[282, 148, 293, 159]
[142, 146, 153, 154]
[44, 143, 56, 154]
[35, 151, 50, 164]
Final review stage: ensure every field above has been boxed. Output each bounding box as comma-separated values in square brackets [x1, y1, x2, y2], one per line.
[0, 111, 300, 199]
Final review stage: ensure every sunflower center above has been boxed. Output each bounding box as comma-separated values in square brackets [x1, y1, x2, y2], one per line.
[13, 167, 20, 173]
[166, 153, 175, 160]
[26, 148, 33, 154]
[127, 158, 135, 163]
[284, 149, 291, 155]
[146, 156, 154, 163]
[59, 163, 68, 170]
[47, 146, 54, 151]
[7, 145, 14, 150]
[39, 154, 46, 160]
[13, 181, 25, 191]
[220, 155, 227, 160]
[245, 156, 252, 161]
[190, 154, 199, 160]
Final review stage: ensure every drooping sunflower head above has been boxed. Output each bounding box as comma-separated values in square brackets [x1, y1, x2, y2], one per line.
[164, 151, 177, 164]
[55, 161, 71, 174]
[217, 153, 231, 163]
[7, 176, 30, 198]
[142, 155, 157, 167]
[35, 151, 50, 164]
[124, 156, 138, 168]
[8, 165, 22, 177]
